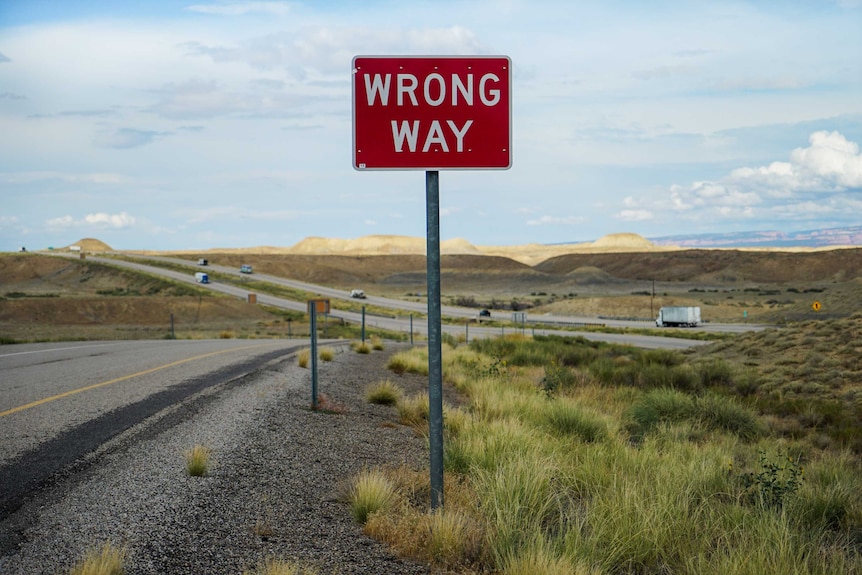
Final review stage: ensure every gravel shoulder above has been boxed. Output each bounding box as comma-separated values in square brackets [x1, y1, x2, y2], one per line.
[0, 342, 434, 574]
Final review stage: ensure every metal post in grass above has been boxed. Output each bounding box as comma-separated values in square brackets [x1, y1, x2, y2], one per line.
[309, 304, 318, 410]
[410, 314, 413, 345]
[465, 321, 469, 343]
[426, 170, 444, 510]
[361, 305, 366, 343]
[170, 313, 175, 339]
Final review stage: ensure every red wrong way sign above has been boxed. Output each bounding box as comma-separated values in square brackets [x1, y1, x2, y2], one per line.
[352, 56, 511, 170]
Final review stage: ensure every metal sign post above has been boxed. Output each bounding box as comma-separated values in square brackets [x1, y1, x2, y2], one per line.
[352, 55, 511, 511]
[426, 170, 444, 509]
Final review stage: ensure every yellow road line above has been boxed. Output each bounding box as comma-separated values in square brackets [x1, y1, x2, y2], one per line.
[0, 344, 273, 418]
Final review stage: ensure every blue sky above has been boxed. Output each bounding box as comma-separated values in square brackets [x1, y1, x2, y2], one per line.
[1, 0, 861, 251]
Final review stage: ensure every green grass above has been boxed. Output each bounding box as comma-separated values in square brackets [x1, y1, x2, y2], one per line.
[363, 334, 862, 574]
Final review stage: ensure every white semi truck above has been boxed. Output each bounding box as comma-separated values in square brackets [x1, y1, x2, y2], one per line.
[194, 272, 209, 284]
[656, 306, 701, 327]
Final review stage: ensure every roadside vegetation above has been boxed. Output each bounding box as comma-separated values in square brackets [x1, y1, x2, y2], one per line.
[68, 542, 126, 575]
[347, 328, 862, 574]
[184, 444, 211, 477]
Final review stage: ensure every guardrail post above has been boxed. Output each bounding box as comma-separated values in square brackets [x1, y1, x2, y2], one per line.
[361, 305, 366, 343]
[310, 306, 318, 410]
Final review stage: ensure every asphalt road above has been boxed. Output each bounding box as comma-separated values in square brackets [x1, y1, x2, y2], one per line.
[71, 253, 766, 349]
[0, 339, 307, 519]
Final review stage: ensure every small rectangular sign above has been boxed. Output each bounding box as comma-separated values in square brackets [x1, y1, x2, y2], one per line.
[308, 299, 330, 314]
[352, 55, 511, 170]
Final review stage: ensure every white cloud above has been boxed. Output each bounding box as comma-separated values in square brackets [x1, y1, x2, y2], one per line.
[666, 131, 861, 223]
[617, 209, 654, 222]
[186, 2, 293, 17]
[526, 215, 584, 226]
[93, 128, 169, 149]
[185, 25, 484, 74]
[47, 212, 137, 229]
[175, 206, 302, 224]
[1, 172, 124, 184]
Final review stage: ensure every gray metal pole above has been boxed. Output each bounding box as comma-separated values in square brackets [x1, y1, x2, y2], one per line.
[426, 170, 444, 510]
[410, 314, 414, 345]
[361, 305, 366, 343]
[465, 321, 469, 343]
[310, 306, 318, 410]
[170, 313, 175, 340]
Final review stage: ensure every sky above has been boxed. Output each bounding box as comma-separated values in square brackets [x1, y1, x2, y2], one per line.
[1, 0, 861, 251]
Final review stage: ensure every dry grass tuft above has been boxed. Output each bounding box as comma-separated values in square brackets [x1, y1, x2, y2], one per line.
[297, 348, 310, 368]
[365, 379, 403, 406]
[397, 394, 430, 428]
[242, 558, 318, 575]
[68, 542, 126, 575]
[318, 347, 335, 361]
[347, 468, 397, 523]
[351, 341, 371, 354]
[370, 335, 384, 351]
[185, 444, 211, 476]
[314, 393, 348, 414]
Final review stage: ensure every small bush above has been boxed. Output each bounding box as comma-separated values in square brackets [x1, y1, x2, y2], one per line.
[242, 558, 319, 575]
[370, 335, 384, 351]
[69, 542, 126, 575]
[185, 444, 211, 476]
[366, 380, 403, 406]
[541, 399, 608, 443]
[738, 450, 804, 509]
[694, 393, 763, 440]
[219, 330, 234, 339]
[696, 359, 735, 388]
[319, 347, 334, 361]
[387, 351, 428, 375]
[348, 469, 397, 523]
[297, 349, 310, 368]
[398, 394, 430, 427]
[352, 341, 371, 354]
[627, 388, 694, 437]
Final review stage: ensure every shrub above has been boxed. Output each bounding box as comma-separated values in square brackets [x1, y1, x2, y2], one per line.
[370, 335, 384, 351]
[387, 350, 428, 375]
[319, 347, 334, 361]
[541, 361, 579, 395]
[696, 359, 735, 388]
[352, 341, 371, 354]
[297, 349, 310, 368]
[738, 450, 804, 509]
[348, 469, 397, 523]
[398, 394, 430, 428]
[366, 380, 403, 406]
[694, 394, 763, 440]
[627, 388, 694, 437]
[242, 558, 318, 575]
[219, 330, 234, 339]
[185, 444, 211, 476]
[69, 542, 125, 575]
[541, 399, 608, 443]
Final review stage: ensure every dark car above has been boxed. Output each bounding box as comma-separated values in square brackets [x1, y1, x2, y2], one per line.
[479, 309, 491, 317]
